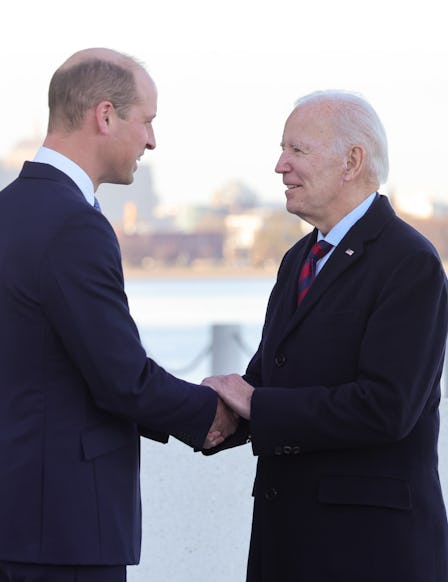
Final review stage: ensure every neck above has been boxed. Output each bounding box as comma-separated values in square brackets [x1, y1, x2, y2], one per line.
[43, 133, 99, 191]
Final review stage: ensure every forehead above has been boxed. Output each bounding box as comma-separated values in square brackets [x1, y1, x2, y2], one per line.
[134, 69, 158, 113]
[283, 102, 335, 145]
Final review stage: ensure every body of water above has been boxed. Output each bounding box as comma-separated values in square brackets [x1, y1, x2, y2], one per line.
[125, 276, 448, 582]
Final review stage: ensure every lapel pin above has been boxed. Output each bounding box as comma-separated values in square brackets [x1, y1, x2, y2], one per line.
[345, 248, 355, 256]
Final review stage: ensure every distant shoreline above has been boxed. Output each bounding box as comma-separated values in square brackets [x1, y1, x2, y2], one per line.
[123, 264, 277, 280]
[123, 260, 448, 281]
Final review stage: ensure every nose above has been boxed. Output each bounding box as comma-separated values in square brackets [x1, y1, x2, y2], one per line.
[275, 151, 289, 174]
[146, 125, 156, 150]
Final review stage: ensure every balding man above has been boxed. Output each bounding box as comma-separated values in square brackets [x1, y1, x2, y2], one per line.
[0, 48, 236, 582]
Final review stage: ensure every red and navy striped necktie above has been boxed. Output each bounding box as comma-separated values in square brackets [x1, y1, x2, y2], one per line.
[297, 240, 333, 304]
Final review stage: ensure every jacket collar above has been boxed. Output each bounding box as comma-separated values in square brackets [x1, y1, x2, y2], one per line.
[19, 161, 86, 202]
[281, 194, 397, 336]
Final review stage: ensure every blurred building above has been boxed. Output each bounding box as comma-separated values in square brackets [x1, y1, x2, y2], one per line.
[210, 179, 259, 212]
[117, 230, 224, 267]
[0, 135, 42, 188]
[224, 212, 264, 263]
[96, 163, 158, 229]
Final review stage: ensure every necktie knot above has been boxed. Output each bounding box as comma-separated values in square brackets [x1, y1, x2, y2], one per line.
[93, 197, 101, 212]
[309, 240, 333, 261]
[297, 240, 333, 304]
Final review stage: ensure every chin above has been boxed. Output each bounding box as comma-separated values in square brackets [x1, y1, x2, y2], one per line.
[286, 201, 307, 221]
[285, 200, 298, 215]
[119, 173, 135, 185]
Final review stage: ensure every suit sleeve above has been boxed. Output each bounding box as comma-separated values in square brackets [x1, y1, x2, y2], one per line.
[138, 425, 169, 444]
[202, 261, 287, 456]
[40, 209, 217, 450]
[249, 249, 448, 456]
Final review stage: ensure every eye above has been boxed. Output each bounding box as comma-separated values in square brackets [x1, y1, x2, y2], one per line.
[145, 114, 156, 126]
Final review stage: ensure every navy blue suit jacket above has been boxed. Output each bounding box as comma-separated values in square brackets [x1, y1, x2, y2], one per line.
[213, 195, 448, 581]
[0, 162, 217, 565]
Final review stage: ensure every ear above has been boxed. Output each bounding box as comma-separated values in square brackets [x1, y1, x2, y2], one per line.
[343, 145, 364, 181]
[95, 101, 115, 135]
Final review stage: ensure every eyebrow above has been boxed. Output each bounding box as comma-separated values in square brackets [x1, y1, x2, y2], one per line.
[280, 140, 308, 150]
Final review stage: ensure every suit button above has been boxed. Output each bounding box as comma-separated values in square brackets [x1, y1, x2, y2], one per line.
[292, 446, 301, 455]
[264, 487, 278, 501]
[274, 353, 286, 367]
[282, 446, 292, 455]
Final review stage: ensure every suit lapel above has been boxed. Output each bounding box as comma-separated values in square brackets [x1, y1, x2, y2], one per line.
[282, 232, 316, 315]
[259, 235, 312, 380]
[280, 195, 396, 340]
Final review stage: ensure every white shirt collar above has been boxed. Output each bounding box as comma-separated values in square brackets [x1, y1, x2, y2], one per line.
[33, 146, 95, 206]
[318, 192, 377, 246]
[313, 192, 377, 276]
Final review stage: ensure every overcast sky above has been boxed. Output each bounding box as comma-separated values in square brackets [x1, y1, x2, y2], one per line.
[2, 0, 448, 212]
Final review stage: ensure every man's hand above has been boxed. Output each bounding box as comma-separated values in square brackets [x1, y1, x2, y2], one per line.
[202, 374, 254, 421]
[203, 397, 238, 449]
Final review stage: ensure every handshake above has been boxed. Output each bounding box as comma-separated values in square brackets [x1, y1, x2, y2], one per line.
[201, 374, 254, 450]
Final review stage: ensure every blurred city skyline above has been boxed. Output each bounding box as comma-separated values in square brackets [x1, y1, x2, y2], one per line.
[2, 0, 448, 214]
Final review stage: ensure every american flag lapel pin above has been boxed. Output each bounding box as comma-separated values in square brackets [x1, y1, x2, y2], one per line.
[345, 248, 355, 256]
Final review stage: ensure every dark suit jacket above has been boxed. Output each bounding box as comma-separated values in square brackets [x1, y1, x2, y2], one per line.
[0, 162, 217, 565]
[214, 195, 448, 581]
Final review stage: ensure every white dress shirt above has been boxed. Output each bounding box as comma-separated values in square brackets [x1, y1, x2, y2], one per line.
[33, 146, 95, 207]
[315, 191, 377, 275]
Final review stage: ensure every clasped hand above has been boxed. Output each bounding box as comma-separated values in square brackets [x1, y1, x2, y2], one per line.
[202, 374, 254, 449]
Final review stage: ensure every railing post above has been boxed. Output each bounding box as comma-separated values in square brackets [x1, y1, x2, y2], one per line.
[211, 323, 243, 375]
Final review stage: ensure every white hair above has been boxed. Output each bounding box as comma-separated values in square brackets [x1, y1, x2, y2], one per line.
[295, 90, 389, 185]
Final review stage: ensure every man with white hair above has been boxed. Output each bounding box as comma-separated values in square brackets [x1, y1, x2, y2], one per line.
[203, 90, 448, 581]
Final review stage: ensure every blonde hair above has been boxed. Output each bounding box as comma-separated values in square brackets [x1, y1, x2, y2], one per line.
[48, 53, 143, 131]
